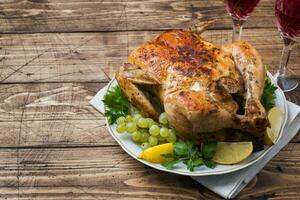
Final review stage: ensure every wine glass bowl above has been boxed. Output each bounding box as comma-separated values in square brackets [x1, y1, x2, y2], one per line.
[224, 0, 260, 42]
[224, 0, 260, 21]
[275, 0, 300, 40]
[274, 0, 300, 92]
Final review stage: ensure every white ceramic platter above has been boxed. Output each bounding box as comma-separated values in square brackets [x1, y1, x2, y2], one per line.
[104, 73, 287, 176]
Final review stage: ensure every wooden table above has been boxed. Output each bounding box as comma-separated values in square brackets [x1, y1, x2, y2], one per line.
[0, 1, 299, 199]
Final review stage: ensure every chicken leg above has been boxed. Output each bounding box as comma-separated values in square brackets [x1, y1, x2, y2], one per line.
[223, 41, 268, 136]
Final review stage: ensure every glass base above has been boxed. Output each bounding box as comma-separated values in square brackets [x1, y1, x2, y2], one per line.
[277, 77, 299, 92]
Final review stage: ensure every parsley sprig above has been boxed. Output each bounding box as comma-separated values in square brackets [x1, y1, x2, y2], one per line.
[103, 86, 130, 124]
[261, 77, 277, 111]
[162, 140, 217, 171]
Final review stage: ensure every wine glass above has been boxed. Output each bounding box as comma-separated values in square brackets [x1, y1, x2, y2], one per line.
[224, 0, 260, 42]
[274, 0, 300, 92]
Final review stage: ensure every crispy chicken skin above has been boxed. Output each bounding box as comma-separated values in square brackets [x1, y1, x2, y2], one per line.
[116, 25, 268, 142]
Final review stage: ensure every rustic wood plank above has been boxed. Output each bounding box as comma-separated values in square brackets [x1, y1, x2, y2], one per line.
[0, 82, 104, 121]
[0, 82, 116, 147]
[0, 0, 276, 33]
[0, 82, 114, 146]
[286, 87, 300, 106]
[0, 119, 114, 148]
[0, 33, 111, 83]
[0, 144, 299, 199]
[1, 29, 299, 83]
[0, 82, 298, 148]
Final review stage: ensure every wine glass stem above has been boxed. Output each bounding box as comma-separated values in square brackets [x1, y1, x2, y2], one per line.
[232, 18, 245, 42]
[278, 37, 295, 78]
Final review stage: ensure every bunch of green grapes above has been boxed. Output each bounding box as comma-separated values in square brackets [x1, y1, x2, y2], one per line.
[115, 111, 177, 150]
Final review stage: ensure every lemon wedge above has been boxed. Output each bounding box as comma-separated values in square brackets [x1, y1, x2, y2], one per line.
[264, 107, 284, 145]
[138, 143, 173, 163]
[212, 142, 253, 165]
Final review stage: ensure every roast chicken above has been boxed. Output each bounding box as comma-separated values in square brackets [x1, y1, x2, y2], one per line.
[116, 21, 268, 143]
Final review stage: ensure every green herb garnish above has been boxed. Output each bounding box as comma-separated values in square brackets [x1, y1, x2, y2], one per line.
[162, 140, 217, 171]
[103, 86, 129, 124]
[261, 77, 277, 111]
[202, 141, 218, 160]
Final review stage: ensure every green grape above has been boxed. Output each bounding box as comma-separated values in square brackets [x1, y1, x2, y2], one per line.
[141, 132, 150, 143]
[116, 116, 126, 125]
[116, 123, 126, 133]
[131, 131, 141, 143]
[125, 115, 133, 122]
[137, 118, 149, 128]
[157, 134, 166, 142]
[166, 129, 177, 143]
[159, 112, 168, 125]
[126, 122, 137, 133]
[167, 134, 176, 143]
[140, 129, 148, 135]
[169, 129, 177, 136]
[149, 124, 160, 136]
[160, 127, 169, 137]
[141, 142, 150, 150]
[148, 136, 158, 146]
[133, 113, 142, 122]
[146, 118, 156, 127]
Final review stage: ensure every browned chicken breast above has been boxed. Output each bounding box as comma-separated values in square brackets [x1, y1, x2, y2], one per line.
[116, 24, 268, 143]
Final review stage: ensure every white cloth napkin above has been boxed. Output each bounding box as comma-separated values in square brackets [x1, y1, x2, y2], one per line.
[90, 84, 300, 199]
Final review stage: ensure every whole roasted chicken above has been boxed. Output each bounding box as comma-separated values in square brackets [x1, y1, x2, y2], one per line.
[116, 22, 268, 142]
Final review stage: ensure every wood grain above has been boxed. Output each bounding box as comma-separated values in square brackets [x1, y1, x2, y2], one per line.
[0, 82, 115, 147]
[1, 29, 299, 83]
[0, 83, 104, 121]
[0, 0, 276, 33]
[0, 144, 299, 199]
[0, 119, 115, 147]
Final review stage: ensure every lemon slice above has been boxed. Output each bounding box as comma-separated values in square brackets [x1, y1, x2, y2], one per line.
[138, 143, 173, 163]
[212, 142, 253, 165]
[264, 107, 284, 145]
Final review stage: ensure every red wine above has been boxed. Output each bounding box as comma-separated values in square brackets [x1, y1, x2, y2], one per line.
[275, 0, 300, 39]
[224, 0, 260, 20]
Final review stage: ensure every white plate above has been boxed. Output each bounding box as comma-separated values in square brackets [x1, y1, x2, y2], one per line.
[104, 73, 287, 176]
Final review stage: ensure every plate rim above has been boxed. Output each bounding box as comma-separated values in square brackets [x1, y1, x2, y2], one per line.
[104, 74, 288, 176]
